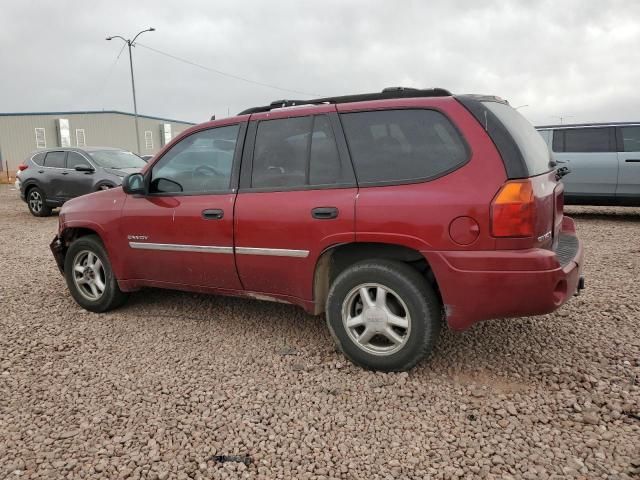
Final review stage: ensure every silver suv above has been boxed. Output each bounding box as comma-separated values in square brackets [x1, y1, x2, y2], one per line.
[537, 123, 640, 206]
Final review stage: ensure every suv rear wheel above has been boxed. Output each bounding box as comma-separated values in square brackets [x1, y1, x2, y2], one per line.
[326, 259, 442, 371]
[64, 235, 128, 312]
[27, 186, 52, 217]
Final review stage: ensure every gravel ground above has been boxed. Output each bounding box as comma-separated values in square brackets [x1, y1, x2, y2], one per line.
[0, 183, 638, 480]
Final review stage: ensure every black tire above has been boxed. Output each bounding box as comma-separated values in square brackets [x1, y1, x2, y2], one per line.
[63, 235, 128, 312]
[26, 186, 52, 217]
[326, 259, 442, 372]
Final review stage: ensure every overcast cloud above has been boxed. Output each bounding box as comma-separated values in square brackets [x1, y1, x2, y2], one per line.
[1, 0, 639, 125]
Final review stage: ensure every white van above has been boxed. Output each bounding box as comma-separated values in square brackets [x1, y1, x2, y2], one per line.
[537, 123, 640, 206]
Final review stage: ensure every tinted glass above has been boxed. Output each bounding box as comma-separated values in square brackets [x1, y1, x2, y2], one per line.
[340, 109, 468, 184]
[252, 116, 312, 188]
[66, 152, 91, 169]
[309, 115, 341, 185]
[552, 130, 564, 152]
[621, 126, 640, 152]
[151, 125, 239, 194]
[558, 127, 613, 153]
[89, 150, 147, 169]
[31, 152, 46, 165]
[482, 102, 551, 175]
[44, 151, 66, 168]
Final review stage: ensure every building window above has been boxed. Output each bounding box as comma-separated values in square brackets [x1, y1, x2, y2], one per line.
[145, 130, 153, 149]
[35, 128, 46, 148]
[76, 129, 86, 147]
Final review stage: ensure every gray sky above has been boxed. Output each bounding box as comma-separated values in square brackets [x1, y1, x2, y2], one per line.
[1, 0, 638, 125]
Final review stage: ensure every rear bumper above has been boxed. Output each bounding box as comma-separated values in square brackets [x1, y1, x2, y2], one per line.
[425, 216, 584, 331]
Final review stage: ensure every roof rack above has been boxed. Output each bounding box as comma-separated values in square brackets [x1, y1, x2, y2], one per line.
[237, 87, 452, 115]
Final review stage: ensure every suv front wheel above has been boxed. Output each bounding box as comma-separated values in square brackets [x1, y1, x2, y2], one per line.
[326, 259, 442, 372]
[63, 235, 128, 312]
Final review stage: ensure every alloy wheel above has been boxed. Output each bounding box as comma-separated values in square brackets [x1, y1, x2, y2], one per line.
[72, 250, 106, 301]
[341, 283, 411, 356]
[28, 190, 43, 213]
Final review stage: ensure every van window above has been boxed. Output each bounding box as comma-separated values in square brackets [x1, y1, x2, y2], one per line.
[621, 126, 640, 152]
[552, 127, 614, 153]
[340, 109, 468, 184]
[482, 102, 551, 176]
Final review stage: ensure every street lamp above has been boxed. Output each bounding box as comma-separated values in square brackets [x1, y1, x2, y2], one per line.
[106, 27, 155, 154]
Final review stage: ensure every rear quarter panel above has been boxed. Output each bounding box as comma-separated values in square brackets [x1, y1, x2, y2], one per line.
[341, 97, 507, 252]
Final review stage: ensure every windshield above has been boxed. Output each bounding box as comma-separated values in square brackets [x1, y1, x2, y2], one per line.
[483, 101, 552, 176]
[89, 150, 146, 169]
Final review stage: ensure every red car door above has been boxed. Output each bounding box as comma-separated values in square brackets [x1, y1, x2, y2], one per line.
[119, 122, 246, 289]
[234, 108, 357, 301]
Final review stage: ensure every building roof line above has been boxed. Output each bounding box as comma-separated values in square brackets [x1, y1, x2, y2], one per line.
[0, 110, 196, 125]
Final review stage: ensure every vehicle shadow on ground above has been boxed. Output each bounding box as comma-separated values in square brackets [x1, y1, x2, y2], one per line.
[120, 287, 571, 384]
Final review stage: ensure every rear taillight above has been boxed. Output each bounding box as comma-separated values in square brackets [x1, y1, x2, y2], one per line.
[491, 180, 535, 237]
[18, 164, 28, 171]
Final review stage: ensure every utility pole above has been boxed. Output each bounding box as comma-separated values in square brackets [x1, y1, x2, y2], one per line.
[106, 27, 155, 154]
[552, 115, 574, 125]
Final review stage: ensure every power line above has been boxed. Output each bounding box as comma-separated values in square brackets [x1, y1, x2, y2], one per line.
[136, 42, 320, 98]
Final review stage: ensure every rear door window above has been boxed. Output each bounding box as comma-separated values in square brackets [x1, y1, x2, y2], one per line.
[44, 151, 66, 168]
[620, 126, 640, 152]
[340, 109, 468, 185]
[251, 114, 350, 189]
[552, 127, 615, 153]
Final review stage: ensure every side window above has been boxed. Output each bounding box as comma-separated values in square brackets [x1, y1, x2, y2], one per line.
[251, 115, 349, 189]
[31, 152, 46, 166]
[552, 130, 563, 152]
[252, 116, 311, 188]
[556, 127, 614, 153]
[309, 116, 342, 185]
[621, 126, 640, 152]
[150, 124, 240, 194]
[44, 151, 66, 168]
[67, 152, 91, 169]
[340, 109, 469, 184]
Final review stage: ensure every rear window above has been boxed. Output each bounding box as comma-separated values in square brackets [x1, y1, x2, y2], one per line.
[552, 127, 615, 153]
[482, 102, 551, 176]
[340, 109, 468, 185]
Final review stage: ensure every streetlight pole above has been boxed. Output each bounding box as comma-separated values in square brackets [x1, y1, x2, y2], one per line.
[106, 28, 155, 154]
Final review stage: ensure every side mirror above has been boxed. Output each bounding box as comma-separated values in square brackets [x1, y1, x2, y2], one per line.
[75, 164, 95, 172]
[122, 173, 146, 195]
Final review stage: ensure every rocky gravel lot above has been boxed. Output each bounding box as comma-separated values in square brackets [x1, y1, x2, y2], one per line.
[0, 183, 638, 479]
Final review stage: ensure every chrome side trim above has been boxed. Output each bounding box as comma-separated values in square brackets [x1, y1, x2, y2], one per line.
[128, 242, 233, 254]
[235, 247, 309, 258]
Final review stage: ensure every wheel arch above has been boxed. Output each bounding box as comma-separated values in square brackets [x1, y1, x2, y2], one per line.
[312, 242, 442, 315]
[56, 225, 110, 273]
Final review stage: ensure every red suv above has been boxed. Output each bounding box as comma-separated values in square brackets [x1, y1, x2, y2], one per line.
[51, 88, 584, 371]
